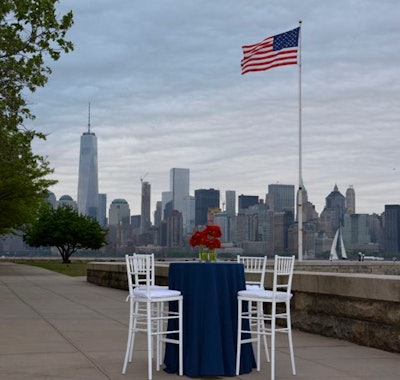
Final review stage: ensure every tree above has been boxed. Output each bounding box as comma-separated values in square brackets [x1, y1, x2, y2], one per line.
[0, 0, 74, 234]
[0, 127, 57, 234]
[24, 205, 108, 263]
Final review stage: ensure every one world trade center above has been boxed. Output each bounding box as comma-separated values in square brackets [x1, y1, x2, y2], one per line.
[77, 111, 99, 221]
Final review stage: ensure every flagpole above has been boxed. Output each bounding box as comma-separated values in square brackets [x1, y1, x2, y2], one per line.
[297, 20, 303, 261]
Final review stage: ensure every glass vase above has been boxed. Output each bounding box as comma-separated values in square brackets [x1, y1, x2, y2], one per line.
[199, 250, 217, 262]
[199, 250, 208, 262]
[209, 250, 217, 262]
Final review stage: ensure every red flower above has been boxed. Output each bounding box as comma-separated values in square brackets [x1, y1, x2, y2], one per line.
[205, 238, 221, 250]
[189, 225, 222, 250]
[204, 225, 222, 238]
[189, 230, 207, 247]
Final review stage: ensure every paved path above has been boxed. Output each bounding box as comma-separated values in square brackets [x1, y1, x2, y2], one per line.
[0, 262, 399, 379]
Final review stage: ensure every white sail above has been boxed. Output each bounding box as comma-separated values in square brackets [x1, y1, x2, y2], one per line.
[339, 231, 348, 259]
[330, 229, 339, 260]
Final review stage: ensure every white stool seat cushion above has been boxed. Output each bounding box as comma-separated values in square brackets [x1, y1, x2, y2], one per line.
[245, 284, 263, 290]
[132, 288, 181, 299]
[238, 289, 292, 301]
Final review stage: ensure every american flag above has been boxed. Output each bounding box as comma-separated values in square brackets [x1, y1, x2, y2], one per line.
[241, 27, 300, 75]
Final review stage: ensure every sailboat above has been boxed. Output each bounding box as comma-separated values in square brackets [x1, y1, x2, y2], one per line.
[330, 227, 348, 260]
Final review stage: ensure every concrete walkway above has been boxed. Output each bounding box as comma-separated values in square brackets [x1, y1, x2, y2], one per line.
[0, 262, 399, 380]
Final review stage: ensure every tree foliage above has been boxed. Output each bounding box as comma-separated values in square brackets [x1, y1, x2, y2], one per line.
[1, 0, 74, 127]
[24, 205, 108, 263]
[0, 1, 74, 234]
[0, 129, 55, 234]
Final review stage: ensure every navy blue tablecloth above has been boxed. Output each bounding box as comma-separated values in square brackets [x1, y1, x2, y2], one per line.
[164, 262, 256, 377]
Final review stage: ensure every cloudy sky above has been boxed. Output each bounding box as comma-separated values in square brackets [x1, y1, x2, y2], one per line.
[29, 0, 400, 217]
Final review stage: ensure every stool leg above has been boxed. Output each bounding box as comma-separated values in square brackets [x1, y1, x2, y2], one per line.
[271, 300, 276, 380]
[147, 301, 153, 380]
[122, 298, 134, 374]
[178, 298, 183, 376]
[286, 300, 296, 375]
[235, 298, 242, 375]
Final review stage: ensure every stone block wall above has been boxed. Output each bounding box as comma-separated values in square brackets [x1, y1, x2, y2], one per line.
[87, 261, 400, 353]
[288, 271, 400, 353]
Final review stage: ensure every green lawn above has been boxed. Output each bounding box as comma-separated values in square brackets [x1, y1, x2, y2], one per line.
[21, 261, 87, 277]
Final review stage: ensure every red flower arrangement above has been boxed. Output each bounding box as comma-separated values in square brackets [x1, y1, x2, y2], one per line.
[190, 225, 222, 261]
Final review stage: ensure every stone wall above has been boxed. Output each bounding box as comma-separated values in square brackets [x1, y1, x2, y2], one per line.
[87, 261, 400, 353]
[289, 271, 400, 353]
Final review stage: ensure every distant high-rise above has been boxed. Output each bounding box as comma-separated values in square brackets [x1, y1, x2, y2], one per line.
[141, 181, 151, 233]
[46, 191, 57, 209]
[384, 204, 400, 254]
[154, 201, 162, 227]
[170, 168, 190, 233]
[98, 193, 107, 228]
[238, 194, 259, 212]
[77, 111, 99, 221]
[345, 185, 355, 214]
[267, 184, 295, 213]
[325, 184, 345, 229]
[225, 190, 236, 217]
[162, 191, 173, 219]
[194, 188, 220, 226]
[58, 195, 77, 210]
[108, 199, 131, 225]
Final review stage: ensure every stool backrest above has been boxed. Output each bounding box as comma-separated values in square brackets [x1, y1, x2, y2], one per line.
[272, 255, 295, 295]
[125, 253, 155, 297]
[237, 255, 267, 288]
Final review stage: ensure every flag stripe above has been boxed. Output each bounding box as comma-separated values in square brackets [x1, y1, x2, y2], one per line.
[241, 48, 298, 68]
[241, 27, 300, 75]
[241, 49, 298, 74]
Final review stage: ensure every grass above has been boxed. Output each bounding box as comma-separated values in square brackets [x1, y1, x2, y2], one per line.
[21, 261, 88, 277]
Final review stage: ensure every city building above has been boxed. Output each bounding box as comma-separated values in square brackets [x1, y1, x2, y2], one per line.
[322, 184, 346, 236]
[98, 193, 107, 228]
[384, 204, 400, 254]
[266, 184, 295, 213]
[238, 194, 259, 212]
[154, 201, 162, 228]
[225, 190, 236, 217]
[295, 184, 318, 222]
[213, 212, 230, 243]
[57, 195, 77, 210]
[108, 199, 131, 226]
[107, 199, 131, 254]
[194, 188, 220, 226]
[342, 213, 371, 251]
[141, 181, 151, 233]
[166, 210, 183, 248]
[77, 125, 99, 222]
[345, 186, 356, 214]
[46, 191, 57, 209]
[162, 191, 173, 219]
[170, 168, 190, 233]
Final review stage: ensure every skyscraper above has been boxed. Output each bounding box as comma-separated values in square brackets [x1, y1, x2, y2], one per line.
[325, 184, 345, 229]
[238, 194, 259, 212]
[77, 114, 99, 221]
[384, 204, 400, 254]
[141, 181, 151, 233]
[108, 199, 131, 225]
[170, 168, 190, 233]
[98, 193, 107, 227]
[345, 185, 356, 214]
[58, 195, 77, 210]
[194, 188, 220, 226]
[267, 184, 295, 213]
[225, 190, 236, 217]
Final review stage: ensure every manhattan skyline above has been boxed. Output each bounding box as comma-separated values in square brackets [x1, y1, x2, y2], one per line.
[28, 1, 400, 216]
